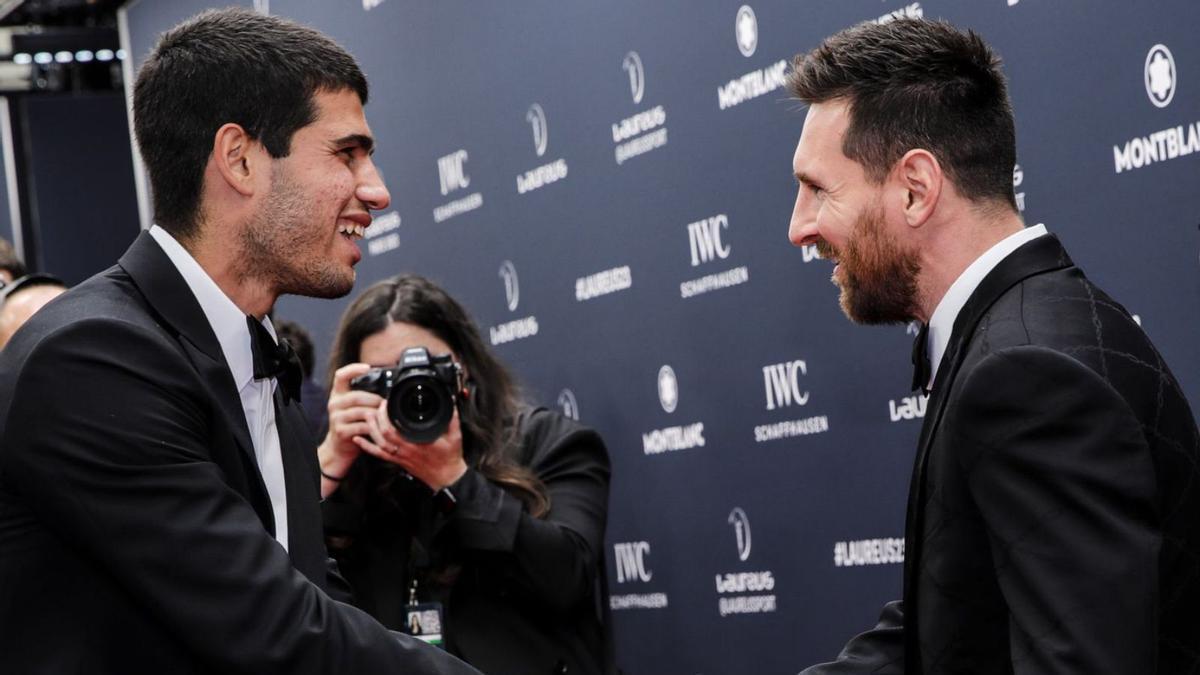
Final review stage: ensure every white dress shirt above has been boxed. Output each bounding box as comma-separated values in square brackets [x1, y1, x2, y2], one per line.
[148, 225, 290, 551]
[925, 223, 1048, 389]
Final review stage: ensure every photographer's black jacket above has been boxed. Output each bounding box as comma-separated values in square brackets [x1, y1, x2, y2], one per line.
[323, 407, 614, 675]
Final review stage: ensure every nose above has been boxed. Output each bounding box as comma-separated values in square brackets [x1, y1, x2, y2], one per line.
[356, 159, 391, 212]
[788, 188, 820, 247]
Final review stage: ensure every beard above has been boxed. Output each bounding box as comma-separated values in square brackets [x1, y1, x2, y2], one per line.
[239, 165, 356, 301]
[819, 204, 920, 325]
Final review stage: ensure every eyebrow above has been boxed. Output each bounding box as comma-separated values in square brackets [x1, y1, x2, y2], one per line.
[794, 171, 819, 186]
[333, 133, 375, 155]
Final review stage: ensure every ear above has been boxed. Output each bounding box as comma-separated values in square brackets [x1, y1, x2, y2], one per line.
[896, 149, 942, 229]
[211, 123, 262, 198]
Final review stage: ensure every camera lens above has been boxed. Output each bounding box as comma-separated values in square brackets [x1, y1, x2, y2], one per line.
[388, 372, 455, 443]
[403, 383, 437, 422]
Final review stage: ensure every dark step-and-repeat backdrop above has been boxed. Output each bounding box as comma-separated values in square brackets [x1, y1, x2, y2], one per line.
[120, 1, 1199, 672]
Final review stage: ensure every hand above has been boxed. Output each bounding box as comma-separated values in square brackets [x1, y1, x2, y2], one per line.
[317, 363, 382, 495]
[355, 403, 468, 491]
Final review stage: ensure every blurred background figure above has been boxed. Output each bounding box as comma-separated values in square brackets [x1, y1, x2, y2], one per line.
[0, 237, 27, 286]
[0, 273, 65, 349]
[319, 274, 615, 675]
[275, 319, 330, 435]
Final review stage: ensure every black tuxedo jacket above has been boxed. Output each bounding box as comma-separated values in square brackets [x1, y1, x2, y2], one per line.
[0, 232, 479, 674]
[804, 235, 1200, 674]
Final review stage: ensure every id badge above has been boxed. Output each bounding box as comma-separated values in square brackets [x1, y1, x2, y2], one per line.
[404, 601, 446, 648]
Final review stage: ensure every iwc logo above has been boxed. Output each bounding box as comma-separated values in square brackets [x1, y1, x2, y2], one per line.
[499, 260, 519, 312]
[754, 357, 829, 443]
[433, 149, 483, 223]
[735, 5, 757, 58]
[622, 51, 645, 105]
[657, 365, 678, 413]
[613, 541, 653, 583]
[1145, 44, 1176, 109]
[728, 507, 752, 561]
[526, 103, 548, 158]
[680, 213, 749, 298]
[557, 389, 580, 421]
[610, 540, 668, 610]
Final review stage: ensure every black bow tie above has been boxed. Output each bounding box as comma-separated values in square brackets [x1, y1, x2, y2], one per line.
[247, 315, 303, 404]
[911, 322, 931, 396]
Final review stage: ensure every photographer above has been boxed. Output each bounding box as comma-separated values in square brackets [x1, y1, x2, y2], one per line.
[318, 274, 614, 675]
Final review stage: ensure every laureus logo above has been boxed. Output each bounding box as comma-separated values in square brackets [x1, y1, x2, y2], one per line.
[728, 507, 752, 561]
[622, 51, 645, 105]
[657, 365, 678, 413]
[1145, 44, 1176, 108]
[557, 388, 580, 421]
[736, 5, 758, 58]
[526, 103, 548, 158]
[499, 260, 519, 312]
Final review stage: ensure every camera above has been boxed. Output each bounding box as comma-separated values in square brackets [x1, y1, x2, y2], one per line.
[350, 347, 464, 443]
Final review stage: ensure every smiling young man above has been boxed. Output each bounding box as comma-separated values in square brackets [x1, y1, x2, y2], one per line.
[787, 19, 1200, 675]
[0, 9, 479, 674]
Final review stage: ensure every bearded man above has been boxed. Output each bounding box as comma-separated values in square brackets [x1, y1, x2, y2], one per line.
[787, 18, 1200, 675]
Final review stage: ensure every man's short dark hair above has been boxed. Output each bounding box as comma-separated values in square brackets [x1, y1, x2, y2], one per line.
[0, 236, 26, 280]
[133, 8, 369, 240]
[787, 19, 1017, 210]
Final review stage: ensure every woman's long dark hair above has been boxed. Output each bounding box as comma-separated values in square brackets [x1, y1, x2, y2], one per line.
[327, 274, 549, 517]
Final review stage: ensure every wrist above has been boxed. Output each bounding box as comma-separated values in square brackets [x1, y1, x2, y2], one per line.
[319, 440, 357, 478]
[431, 459, 469, 491]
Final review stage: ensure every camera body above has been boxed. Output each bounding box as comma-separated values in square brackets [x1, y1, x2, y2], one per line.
[349, 347, 463, 443]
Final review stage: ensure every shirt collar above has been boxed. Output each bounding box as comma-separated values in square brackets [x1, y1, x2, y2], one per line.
[148, 225, 272, 391]
[926, 223, 1047, 386]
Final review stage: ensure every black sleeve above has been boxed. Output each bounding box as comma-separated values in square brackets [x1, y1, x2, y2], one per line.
[800, 601, 905, 675]
[444, 409, 610, 613]
[947, 346, 1159, 675]
[5, 319, 479, 675]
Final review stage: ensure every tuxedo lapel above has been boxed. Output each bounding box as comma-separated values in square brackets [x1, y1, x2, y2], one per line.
[117, 232, 275, 528]
[275, 391, 327, 588]
[902, 235, 1074, 612]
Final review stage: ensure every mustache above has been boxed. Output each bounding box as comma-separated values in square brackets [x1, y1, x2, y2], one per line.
[814, 238, 838, 261]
